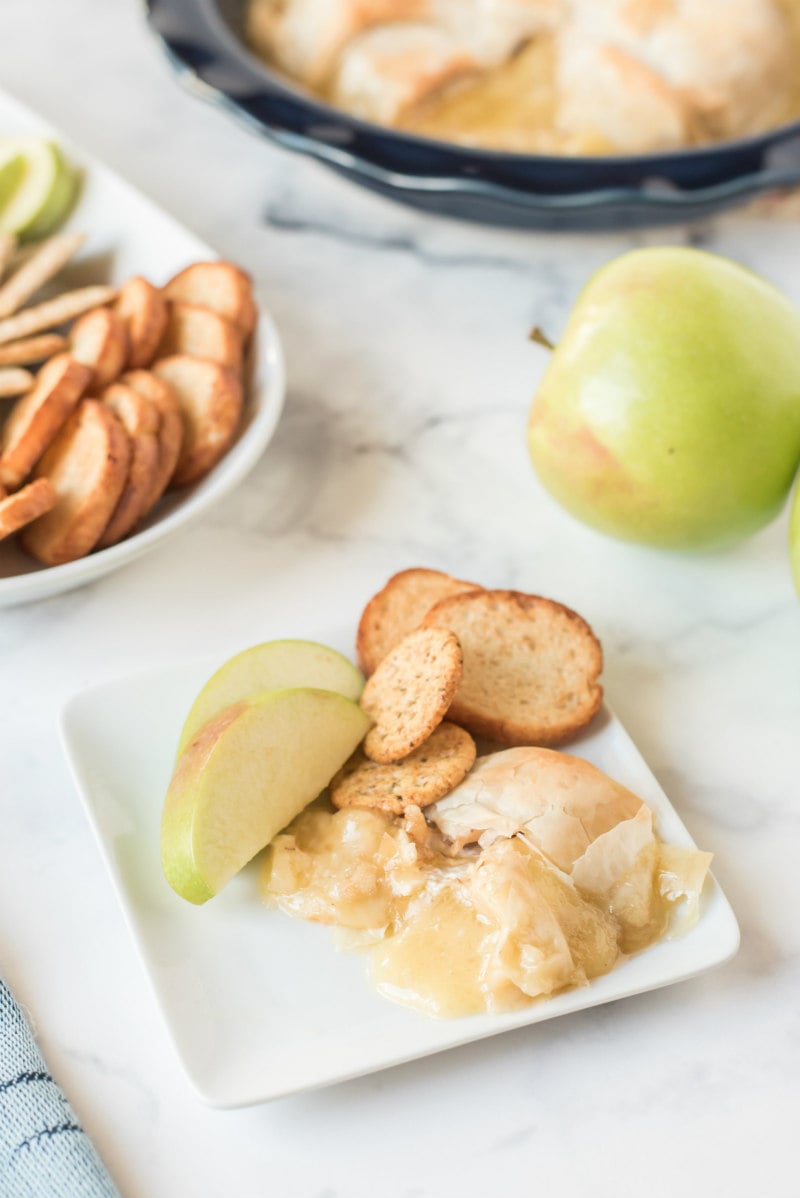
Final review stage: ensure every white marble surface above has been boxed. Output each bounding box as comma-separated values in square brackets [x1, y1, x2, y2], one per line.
[1, 2, 799, 1195]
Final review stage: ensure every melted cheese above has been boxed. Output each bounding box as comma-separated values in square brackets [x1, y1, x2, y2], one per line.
[261, 790, 711, 1018]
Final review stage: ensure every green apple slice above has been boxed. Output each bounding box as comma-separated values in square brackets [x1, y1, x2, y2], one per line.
[176, 639, 365, 758]
[161, 687, 371, 904]
[0, 137, 78, 239]
[0, 151, 24, 209]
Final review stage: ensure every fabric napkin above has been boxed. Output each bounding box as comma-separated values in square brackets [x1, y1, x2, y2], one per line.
[0, 980, 121, 1198]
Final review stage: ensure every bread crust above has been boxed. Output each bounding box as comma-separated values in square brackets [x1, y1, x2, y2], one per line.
[115, 275, 168, 369]
[157, 301, 243, 369]
[0, 353, 91, 489]
[96, 384, 161, 547]
[0, 478, 57, 540]
[70, 306, 130, 389]
[119, 370, 183, 515]
[421, 589, 603, 746]
[162, 261, 256, 339]
[151, 355, 243, 487]
[21, 400, 131, 565]
[356, 566, 482, 675]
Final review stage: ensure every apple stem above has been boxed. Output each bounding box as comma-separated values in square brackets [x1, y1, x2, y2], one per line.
[529, 326, 556, 351]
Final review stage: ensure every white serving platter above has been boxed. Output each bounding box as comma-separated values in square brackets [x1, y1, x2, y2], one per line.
[60, 623, 740, 1109]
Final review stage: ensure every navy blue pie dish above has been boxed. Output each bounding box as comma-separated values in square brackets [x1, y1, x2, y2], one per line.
[145, 0, 800, 230]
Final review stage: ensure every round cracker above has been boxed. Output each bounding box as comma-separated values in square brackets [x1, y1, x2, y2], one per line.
[69, 306, 130, 390]
[421, 589, 603, 747]
[115, 276, 168, 369]
[162, 261, 256, 338]
[151, 355, 242, 487]
[158, 301, 242, 370]
[331, 722, 476, 815]
[96, 384, 161, 548]
[356, 566, 482, 675]
[120, 370, 183, 515]
[360, 626, 463, 764]
[21, 401, 131, 566]
[0, 353, 91, 490]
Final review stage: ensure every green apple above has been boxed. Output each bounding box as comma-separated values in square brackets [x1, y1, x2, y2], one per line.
[0, 138, 78, 240]
[528, 247, 800, 548]
[790, 476, 800, 598]
[161, 687, 371, 904]
[176, 639, 365, 757]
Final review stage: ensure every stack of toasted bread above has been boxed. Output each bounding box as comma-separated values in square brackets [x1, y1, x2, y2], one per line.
[0, 237, 256, 566]
[330, 567, 604, 819]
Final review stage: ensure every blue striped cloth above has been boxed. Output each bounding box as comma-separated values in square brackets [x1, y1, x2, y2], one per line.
[0, 981, 120, 1198]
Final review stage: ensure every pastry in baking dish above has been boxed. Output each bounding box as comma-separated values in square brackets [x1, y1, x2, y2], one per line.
[245, 0, 800, 153]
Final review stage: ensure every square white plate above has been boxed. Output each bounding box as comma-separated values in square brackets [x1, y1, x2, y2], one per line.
[60, 623, 740, 1108]
[0, 88, 285, 607]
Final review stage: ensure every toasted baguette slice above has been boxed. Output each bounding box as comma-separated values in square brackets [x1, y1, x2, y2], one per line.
[151, 355, 242, 487]
[0, 478, 57, 541]
[421, 589, 603, 746]
[119, 370, 183, 515]
[356, 567, 482, 676]
[162, 261, 256, 339]
[101, 382, 159, 442]
[0, 354, 91, 489]
[115, 275, 167, 369]
[21, 400, 131, 565]
[96, 383, 161, 548]
[157, 301, 243, 369]
[70, 306, 130, 390]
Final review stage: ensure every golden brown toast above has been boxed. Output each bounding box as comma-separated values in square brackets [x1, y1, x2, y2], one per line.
[115, 275, 168, 370]
[96, 383, 161, 548]
[421, 589, 603, 746]
[0, 478, 57, 541]
[157, 301, 243, 370]
[70, 306, 130, 389]
[119, 370, 183, 515]
[356, 566, 481, 675]
[151, 354, 243, 487]
[162, 261, 256, 339]
[21, 400, 131, 565]
[0, 354, 91, 489]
